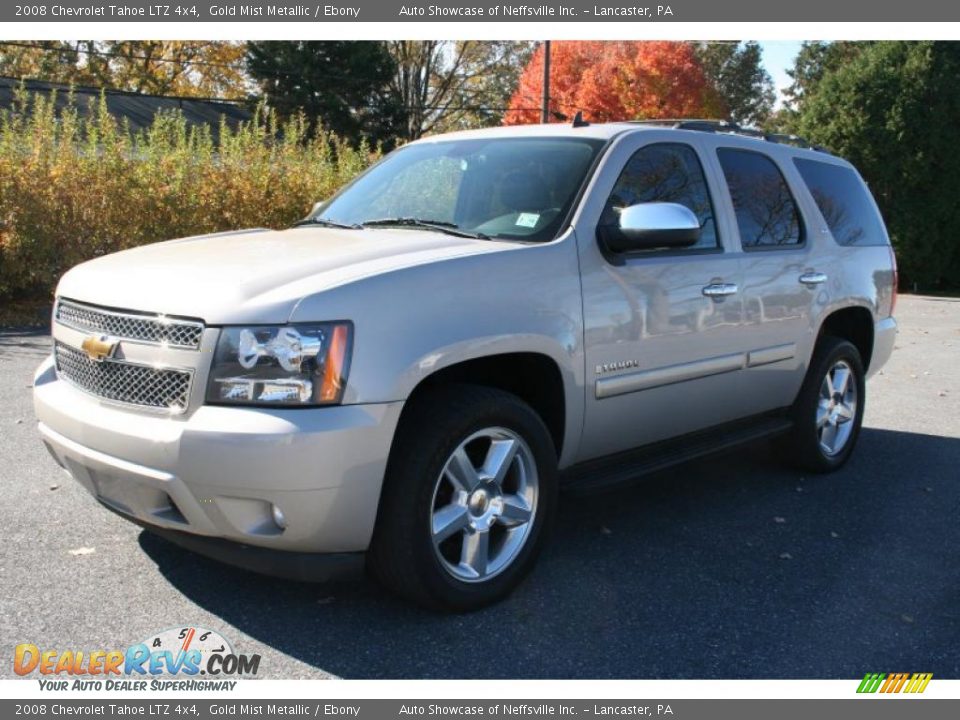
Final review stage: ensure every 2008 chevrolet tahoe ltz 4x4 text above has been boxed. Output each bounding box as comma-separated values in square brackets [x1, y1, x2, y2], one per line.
[34, 120, 897, 610]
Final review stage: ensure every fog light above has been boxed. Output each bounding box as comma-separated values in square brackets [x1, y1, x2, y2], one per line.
[271, 503, 287, 530]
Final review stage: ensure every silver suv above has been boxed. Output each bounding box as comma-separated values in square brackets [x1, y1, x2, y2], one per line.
[33, 120, 897, 610]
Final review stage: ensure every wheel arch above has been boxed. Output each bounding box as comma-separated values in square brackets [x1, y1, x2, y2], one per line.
[398, 351, 570, 463]
[815, 305, 875, 371]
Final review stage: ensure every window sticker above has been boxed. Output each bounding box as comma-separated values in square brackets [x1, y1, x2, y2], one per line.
[516, 213, 540, 228]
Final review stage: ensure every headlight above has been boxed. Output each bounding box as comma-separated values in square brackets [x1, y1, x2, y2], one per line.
[207, 322, 352, 406]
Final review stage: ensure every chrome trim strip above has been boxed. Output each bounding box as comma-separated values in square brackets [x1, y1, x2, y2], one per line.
[747, 343, 796, 368]
[55, 298, 205, 351]
[596, 352, 746, 399]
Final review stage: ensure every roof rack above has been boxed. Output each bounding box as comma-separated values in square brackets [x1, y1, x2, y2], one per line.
[628, 119, 832, 154]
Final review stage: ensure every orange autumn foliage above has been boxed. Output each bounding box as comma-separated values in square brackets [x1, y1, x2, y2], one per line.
[504, 41, 725, 124]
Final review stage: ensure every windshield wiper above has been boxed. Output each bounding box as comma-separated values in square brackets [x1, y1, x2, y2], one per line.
[361, 217, 490, 240]
[292, 217, 359, 229]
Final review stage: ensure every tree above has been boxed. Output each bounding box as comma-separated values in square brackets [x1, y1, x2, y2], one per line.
[246, 41, 405, 148]
[0, 41, 248, 99]
[387, 41, 532, 139]
[0, 41, 104, 85]
[764, 41, 867, 132]
[504, 41, 723, 125]
[693, 41, 774, 125]
[783, 41, 864, 111]
[794, 41, 960, 290]
[102, 42, 248, 98]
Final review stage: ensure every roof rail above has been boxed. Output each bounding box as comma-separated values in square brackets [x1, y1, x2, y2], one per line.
[627, 119, 832, 154]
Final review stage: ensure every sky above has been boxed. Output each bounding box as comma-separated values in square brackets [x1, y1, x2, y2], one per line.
[759, 41, 804, 108]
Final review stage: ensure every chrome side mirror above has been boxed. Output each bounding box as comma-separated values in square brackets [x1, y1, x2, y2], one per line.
[606, 202, 701, 252]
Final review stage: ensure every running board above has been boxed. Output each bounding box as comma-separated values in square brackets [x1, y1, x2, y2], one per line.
[561, 414, 793, 495]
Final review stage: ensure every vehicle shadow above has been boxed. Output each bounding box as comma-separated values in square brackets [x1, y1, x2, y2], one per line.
[138, 427, 960, 679]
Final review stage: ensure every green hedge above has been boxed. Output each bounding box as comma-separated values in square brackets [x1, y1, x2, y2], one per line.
[0, 88, 378, 301]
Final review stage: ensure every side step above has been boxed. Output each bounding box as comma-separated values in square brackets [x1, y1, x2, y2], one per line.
[561, 414, 793, 495]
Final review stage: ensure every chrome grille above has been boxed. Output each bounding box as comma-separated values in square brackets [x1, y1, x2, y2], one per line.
[56, 299, 203, 350]
[54, 342, 192, 413]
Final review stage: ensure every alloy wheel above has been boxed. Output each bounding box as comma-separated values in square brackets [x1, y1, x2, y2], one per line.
[816, 359, 858, 456]
[430, 427, 539, 583]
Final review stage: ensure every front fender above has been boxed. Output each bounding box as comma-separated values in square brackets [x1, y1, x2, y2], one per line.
[289, 232, 586, 466]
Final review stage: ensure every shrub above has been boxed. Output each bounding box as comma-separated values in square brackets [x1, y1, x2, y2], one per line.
[0, 87, 378, 301]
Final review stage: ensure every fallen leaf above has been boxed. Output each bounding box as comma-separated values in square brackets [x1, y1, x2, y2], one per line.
[773, 516, 786, 524]
[600, 526, 612, 536]
[779, 552, 793, 560]
[68, 547, 95, 556]
[830, 531, 839, 538]
[15, 419, 23, 425]
[49, 484, 59, 491]
[901, 614, 914, 624]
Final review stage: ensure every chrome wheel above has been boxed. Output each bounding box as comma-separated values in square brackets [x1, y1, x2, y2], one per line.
[816, 360, 858, 456]
[430, 427, 539, 583]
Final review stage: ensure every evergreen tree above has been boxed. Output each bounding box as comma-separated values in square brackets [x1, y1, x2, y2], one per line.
[693, 41, 775, 125]
[247, 41, 406, 148]
[795, 41, 960, 290]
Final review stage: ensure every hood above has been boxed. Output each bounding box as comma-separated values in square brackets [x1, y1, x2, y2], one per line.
[56, 227, 513, 324]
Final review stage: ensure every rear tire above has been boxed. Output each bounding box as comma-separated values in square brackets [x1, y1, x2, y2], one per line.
[368, 384, 558, 611]
[787, 336, 866, 473]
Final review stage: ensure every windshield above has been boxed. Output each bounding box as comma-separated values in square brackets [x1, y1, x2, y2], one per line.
[311, 136, 606, 242]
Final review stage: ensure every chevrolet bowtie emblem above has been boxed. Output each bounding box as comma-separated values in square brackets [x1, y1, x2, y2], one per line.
[80, 335, 118, 362]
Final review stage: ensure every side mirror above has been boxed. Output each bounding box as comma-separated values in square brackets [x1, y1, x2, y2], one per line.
[604, 202, 701, 253]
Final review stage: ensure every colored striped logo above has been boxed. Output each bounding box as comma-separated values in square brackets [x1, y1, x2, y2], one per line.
[857, 672, 933, 694]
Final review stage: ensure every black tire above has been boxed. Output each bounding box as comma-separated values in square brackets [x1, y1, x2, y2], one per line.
[368, 383, 558, 611]
[787, 336, 866, 473]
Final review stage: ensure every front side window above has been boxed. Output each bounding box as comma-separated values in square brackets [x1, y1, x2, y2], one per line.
[794, 158, 888, 246]
[600, 142, 719, 251]
[717, 148, 802, 249]
[315, 137, 605, 243]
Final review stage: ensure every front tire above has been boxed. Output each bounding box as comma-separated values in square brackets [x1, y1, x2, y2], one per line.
[369, 384, 558, 611]
[788, 336, 866, 473]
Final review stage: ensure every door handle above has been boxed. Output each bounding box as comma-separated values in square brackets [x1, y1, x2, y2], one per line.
[799, 272, 828, 286]
[702, 283, 739, 298]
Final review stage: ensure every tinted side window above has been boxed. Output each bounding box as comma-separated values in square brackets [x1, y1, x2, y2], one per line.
[794, 158, 888, 246]
[601, 143, 719, 251]
[717, 148, 802, 248]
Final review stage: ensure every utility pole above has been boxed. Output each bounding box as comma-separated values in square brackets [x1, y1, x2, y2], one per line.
[540, 40, 551, 124]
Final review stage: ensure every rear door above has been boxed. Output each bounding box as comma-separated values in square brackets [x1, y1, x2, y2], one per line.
[575, 132, 749, 461]
[710, 145, 818, 416]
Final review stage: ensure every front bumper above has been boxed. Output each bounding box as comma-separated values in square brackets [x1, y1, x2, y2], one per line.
[34, 355, 403, 559]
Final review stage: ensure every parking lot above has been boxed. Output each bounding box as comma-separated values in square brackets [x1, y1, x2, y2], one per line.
[1, 294, 957, 679]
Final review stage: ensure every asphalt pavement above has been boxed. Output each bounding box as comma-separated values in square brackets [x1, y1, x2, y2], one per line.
[1, 295, 957, 679]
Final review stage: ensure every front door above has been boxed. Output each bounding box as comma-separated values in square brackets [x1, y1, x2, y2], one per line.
[575, 134, 749, 462]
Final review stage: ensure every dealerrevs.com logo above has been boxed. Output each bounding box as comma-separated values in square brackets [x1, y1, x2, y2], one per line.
[14, 626, 260, 691]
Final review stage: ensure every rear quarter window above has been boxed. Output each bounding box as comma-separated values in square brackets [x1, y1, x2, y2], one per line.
[793, 158, 889, 246]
